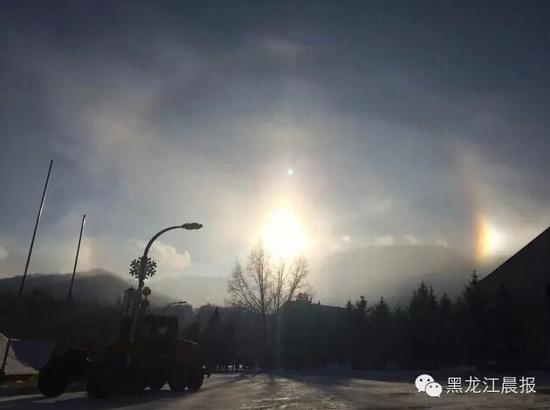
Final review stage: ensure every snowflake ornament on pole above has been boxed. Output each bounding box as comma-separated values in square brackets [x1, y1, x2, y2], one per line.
[129, 256, 157, 280]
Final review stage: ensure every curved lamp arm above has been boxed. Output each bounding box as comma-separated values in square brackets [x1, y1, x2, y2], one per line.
[128, 222, 202, 353]
[138, 223, 203, 286]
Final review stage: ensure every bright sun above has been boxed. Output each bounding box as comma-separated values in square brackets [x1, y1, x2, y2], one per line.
[263, 207, 307, 259]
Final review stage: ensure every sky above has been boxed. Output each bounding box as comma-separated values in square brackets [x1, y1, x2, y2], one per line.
[1, 1, 550, 288]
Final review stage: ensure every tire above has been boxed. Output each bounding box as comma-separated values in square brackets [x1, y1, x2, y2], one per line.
[186, 364, 204, 392]
[119, 366, 144, 395]
[37, 363, 69, 398]
[85, 364, 114, 399]
[168, 366, 187, 392]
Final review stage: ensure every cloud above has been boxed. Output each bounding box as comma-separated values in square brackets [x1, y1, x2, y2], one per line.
[403, 234, 421, 246]
[373, 234, 450, 248]
[374, 235, 395, 247]
[361, 198, 394, 214]
[2, 1, 550, 286]
[132, 240, 191, 273]
[255, 36, 306, 61]
[332, 234, 446, 251]
[0, 245, 8, 260]
[436, 238, 449, 248]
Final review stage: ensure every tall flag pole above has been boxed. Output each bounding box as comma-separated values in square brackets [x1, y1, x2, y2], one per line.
[67, 214, 86, 302]
[18, 159, 53, 297]
[1, 159, 53, 377]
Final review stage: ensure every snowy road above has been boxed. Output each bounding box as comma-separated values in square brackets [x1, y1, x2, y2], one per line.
[0, 373, 548, 409]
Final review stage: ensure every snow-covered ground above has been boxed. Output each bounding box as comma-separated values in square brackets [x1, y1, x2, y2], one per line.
[0, 373, 549, 409]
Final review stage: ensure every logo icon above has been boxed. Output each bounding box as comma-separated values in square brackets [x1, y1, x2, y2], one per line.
[425, 381, 443, 397]
[415, 374, 441, 398]
[415, 374, 434, 393]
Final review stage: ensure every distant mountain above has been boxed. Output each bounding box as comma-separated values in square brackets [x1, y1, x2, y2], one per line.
[315, 245, 475, 306]
[124, 245, 479, 308]
[0, 269, 174, 306]
[0, 245, 483, 309]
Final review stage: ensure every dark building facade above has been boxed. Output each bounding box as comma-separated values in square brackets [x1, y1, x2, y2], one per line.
[481, 227, 550, 367]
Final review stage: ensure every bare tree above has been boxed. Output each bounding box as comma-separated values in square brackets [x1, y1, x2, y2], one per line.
[228, 245, 272, 315]
[271, 256, 310, 315]
[227, 243, 309, 365]
[227, 244, 309, 314]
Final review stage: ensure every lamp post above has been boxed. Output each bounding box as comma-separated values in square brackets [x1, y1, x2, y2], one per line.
[127, 223, 202, 353]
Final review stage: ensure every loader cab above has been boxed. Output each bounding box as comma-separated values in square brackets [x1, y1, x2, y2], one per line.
[119, 315, 179, 352]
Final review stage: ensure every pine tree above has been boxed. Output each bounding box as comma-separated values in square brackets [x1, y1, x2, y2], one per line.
[459, 270, 489, 366]
[436, 293, 454, 366]
[370, 297, 391, 369]
[351, 296, 370, 369]
[407, 282, 438, 367]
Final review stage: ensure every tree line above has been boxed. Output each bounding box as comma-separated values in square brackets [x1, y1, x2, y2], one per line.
[0, 245, 531, 372]
[220, 244, 530, 371]
[197, 270, 527, 372]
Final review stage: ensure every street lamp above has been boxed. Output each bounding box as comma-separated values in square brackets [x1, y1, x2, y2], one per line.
[128, 223, 203, 350]
[135, 223, 202, 288]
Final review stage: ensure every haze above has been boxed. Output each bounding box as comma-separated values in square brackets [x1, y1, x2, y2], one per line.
[1, 1, 549, 305]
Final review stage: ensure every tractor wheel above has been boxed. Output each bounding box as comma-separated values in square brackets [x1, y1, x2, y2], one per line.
[37, 363, 69, 398]
[186, 364, 204, 392]
[85, 364, 115, 399]
[119, 365, 145, 395]
[168, 367, 187, 392]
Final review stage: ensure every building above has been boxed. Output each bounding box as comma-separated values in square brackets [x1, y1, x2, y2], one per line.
[481, 226, 550, 367]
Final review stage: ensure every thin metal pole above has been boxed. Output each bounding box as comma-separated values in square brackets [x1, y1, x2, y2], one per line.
[2, 160, 53, 377]
[67, 214, 86, 303]
[18, 160, 53, 298]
